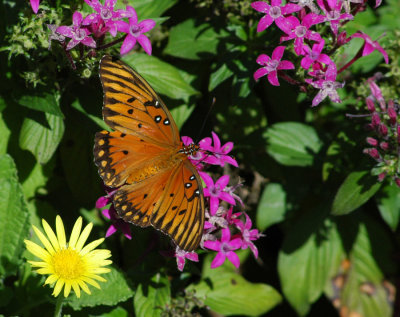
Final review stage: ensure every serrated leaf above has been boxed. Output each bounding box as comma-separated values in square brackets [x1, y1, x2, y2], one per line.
[264, 122, 323, 167]
[67, 267, 134, 310]
[256, 183, 286, 231]
[164, 19, 226, 60]
[278, 208, 344, 316]
[134, 272, 170, 317]
[15, 93, 63, 117]
[376, 184, 400, 231]
[189, 262, 281, 316]
[0, 154, 30, 277]
[19, 112, 65, 164]
[331, 171, 381, 215]
[122, 54, 198, 100]
[325, 217, 394, 317]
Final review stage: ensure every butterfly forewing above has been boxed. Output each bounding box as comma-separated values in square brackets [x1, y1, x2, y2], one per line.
[100, 55, 180, 147]
[94, 55, 205, 251]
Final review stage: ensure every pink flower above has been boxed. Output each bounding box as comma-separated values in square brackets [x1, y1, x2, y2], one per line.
[175, 247, 199, 271]
[317, 0, 353, 35]
[199, 132, 238, 167]
[280, 14, 325, 55]
[306, 63, 344, 106]
[82, 0, 132, 37]
[200, 173, 236, 216]
[300, 40, 332, 69]
[182, 136, 207, 169]
[234, 214, 262, 258]
[290, 0, 320, 13]
[251, 0, 301, 32]
[254, 46, 295, 86]
[102, 207, 132, 239]
[56, 12, 96, 50]
[116, 6, 155, 55]
[204, 228, 242, 268]
[350, 31, 389, 64]
[30, 0, 40, 13]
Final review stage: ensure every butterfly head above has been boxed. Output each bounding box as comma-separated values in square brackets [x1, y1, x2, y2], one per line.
[179, 143, 200, 156]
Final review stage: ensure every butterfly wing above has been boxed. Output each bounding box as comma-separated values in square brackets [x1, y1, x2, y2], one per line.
[99, 55, 180, 147]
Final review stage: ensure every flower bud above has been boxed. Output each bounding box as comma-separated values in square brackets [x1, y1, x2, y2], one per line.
[363, 148, 380, 160]
[380, 142, 389, 151]
[378, 172, 386, 181]
[371, 113, 381, 126]
[366, 137, 378, 146]
[378, 123, 388, 136]
[366, 97, 376, 113]
[395, 178, 400, 188]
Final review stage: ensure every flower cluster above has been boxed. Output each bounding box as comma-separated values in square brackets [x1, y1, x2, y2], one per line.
[252, 0, 388, 106]
[39, 0, 155, 63]
[95, 132, 262, 271]
[362, 76, 400, 186]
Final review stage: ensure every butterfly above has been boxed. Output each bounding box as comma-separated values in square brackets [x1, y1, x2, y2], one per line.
[93, 55, 205, 251]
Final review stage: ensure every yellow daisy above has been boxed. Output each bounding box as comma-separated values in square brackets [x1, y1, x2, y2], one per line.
[24, 215, 112, 298]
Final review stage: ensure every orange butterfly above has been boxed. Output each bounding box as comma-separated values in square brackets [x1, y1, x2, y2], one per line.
[93, 55, 205, 251]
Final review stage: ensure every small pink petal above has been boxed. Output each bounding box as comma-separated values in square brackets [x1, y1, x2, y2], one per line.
[226, 251, 240, 268]
[30, 0, 40, 13]
[137, 34, 152, 55]
[120, 35, 136, 55]
[251, 1, 270, 12]
[105, 225, 117, 237]
[72, 11, 83, 27]
[211, 253, 226, 268]
[138, 19, 156, 33]
[278, 60, 295, 70]
[272, 46, 286, 61]
[216, 175, 230, 189]
[204, 240, 221, 251]
[257, 15, 274, 32]
[267, 71, 280, 86]
[254, 68, 268, 80]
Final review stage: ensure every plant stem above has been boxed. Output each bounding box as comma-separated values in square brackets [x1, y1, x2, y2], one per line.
[338, 46, 363, 74]
[96, 34, 127, 51]
[54, 296, 64, 317]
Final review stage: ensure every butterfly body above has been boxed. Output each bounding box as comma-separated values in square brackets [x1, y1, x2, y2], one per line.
[94, 55, 205, 251]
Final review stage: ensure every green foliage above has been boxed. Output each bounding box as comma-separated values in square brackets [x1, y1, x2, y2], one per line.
[1, 0, 399, 316]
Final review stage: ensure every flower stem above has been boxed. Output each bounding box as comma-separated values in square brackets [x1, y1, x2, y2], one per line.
[96, 34, 127, 51]
[338, 46, 363, 74]
[277, 71, 308, 93]
[54, 296, 64, 317]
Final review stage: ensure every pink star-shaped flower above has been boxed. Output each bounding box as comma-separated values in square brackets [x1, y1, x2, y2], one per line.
[175, 247, 199, 271]
[316, 0, 353, 35]
[300, 40, 332, 69]
[251, 0, 301, 32]
[102, 207, 132, 240]
[350, 31, 389, 64]
[234, 214, 262, 258]
[200, 173, 236, 216]
[204, 228, 242, 269]
[181, 136, 207, 170]
[82, 0, 132, 37]
[280, 14, 325, 55]
[116, 6, 155, 55]
[56, 11, 96, 50]
[199, 132, 238, 168]
[254, 46, 295, 86]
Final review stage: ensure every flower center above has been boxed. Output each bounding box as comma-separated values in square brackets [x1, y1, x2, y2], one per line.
[322, 81, 335, 90]
[210, 185, 221, 197]
[52, 248, 85, 280]
[309, 51, 319, 60]
[221, 242, 231, 253]
[100, 8, 112, 20]
[326, 10, 340, 21]
[295, 26, 307, 37]
[269, 6, 282, 19]
[266, 59, 279, 72]
[74, 28, 86, 41]
[129, 25, 142, 37]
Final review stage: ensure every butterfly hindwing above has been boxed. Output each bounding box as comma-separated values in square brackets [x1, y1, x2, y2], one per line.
[100, 55, 180, 147]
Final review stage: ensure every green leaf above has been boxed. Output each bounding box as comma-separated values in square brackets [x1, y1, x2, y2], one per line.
[0, 154, 30, 277]
[376, 184, 400, 231]
[21, 161, 53, 199]
[67, 267, 134, 310]
[123, 54, 198, 100]
[19, 112, 65, 164]
[117, 0, 177, 19]
[0, 113, 10, 155]
[15, 93, 63, 117]
[71, 99, 110, 131]
[209, 63, 234, 91]
[264, 122, 323, 167]
[256, 183, 286, 231]
[278, 209, 344, 316]
[190, 262, 281, 316]
[134, 272, 171, 317]
[170, 103, 195, 130]
[331, 171, 381, 215]
[164, 19, 226, 60]
[325, 217, 395, 317]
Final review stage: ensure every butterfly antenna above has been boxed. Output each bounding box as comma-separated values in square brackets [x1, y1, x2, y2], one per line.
[195, 97, 216, 144]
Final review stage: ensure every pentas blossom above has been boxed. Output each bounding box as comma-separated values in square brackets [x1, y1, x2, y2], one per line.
[234, 214, 263, 258]
[254, 46, 295, 86]
[116, 6, 156, 55]
[280, 14, 324, 55]
[199, 132, 238, 167]
[300, 40, 332, 70]
[306, 63, 344, 106]
[251, 0, 301, 32]
[290, 0, 320, 13]
[57, 12, 96, 50]
[204, 228, 242, 269]
[350, 32, 389, 64]
[317, 0, 353, 35]
[175, 247, 199, 271]
[182, 136, 207, 169]
[83, 0, 133, 37]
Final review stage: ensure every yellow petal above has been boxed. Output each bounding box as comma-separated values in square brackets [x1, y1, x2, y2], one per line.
[42, 219, 60, 251]
[25, 240, 51, 261]
[28, 260, 48, 268]
[45, 274, 59, 285]
[75, 222, 93, 252]
[78, 280, 91, 295]
[86, 273, 107, 282]
[63, 282, 72, 297]
[32, 225, 55, 255]
[56, 216, 67, 249]
[90, 268, 111, 274]
[80, 238, 104, 256]
[68, 217, 82, 249]
[71, 281, 81, 298]
[36, 267, 53, 275]
[81, 276, 101, 289]
[53, 279, 65, 297]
